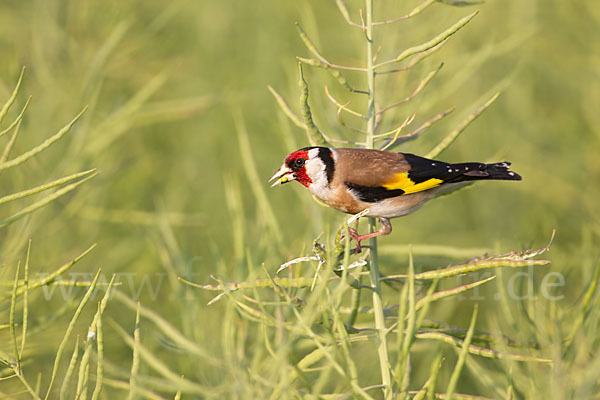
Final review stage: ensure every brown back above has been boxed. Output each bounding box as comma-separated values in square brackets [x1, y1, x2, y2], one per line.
[333, 148, 410, 187]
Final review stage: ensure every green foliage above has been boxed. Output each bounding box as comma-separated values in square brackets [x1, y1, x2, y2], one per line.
[0, 0, 599, 399]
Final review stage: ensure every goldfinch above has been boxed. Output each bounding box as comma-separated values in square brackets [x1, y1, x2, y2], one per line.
[270, 147, 521, 251]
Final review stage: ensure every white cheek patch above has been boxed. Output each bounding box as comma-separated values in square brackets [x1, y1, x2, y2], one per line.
[307, 162, 325, 181]
[306, 149, 326, 182]
[305, 149, 330, 199]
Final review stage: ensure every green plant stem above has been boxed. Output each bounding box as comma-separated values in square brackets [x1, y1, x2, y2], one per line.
[365, 4, 376, 150]
[365, 1, 392, 398]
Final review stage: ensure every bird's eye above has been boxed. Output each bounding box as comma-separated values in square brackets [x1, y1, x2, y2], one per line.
[295, 158, 305, 167]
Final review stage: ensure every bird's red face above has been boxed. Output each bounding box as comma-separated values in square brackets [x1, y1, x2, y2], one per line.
[270, 149, 312, 187]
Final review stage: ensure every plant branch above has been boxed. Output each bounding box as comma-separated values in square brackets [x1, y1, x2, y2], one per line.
[364, 1, 392, 398]
[375, 11, 478, 69]
[372, 0, 436, 25]
[425, 92, 499, 159]
[379, 108, 454, 150]
[298, 57, 368, 93]
[377, 63, 443, 115]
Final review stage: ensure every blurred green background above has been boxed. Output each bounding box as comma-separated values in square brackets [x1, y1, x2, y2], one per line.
[1, 0, 599, 398]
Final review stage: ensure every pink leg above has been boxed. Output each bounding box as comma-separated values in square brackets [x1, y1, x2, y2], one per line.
[346, 218, 392, 253]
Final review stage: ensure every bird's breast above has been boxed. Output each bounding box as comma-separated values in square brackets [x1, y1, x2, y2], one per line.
[308, 181, 365, 215]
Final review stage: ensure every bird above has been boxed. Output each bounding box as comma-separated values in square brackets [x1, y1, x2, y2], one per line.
[270, 146, 522, 252]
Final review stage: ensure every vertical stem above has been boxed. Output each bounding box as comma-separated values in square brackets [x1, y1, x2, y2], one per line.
[365, 1, 392, 398]
[365, 2, 376, 150]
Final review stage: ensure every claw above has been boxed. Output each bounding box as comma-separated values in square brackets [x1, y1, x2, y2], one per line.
[339, 227, 363, 253]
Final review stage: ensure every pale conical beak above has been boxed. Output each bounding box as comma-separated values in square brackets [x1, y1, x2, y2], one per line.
[269, 164, 295, 187]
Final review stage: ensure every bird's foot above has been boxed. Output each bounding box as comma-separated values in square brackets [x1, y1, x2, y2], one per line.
[339, 227, 363, 253]
[339, 218, 392, 254]
[352, 218, 393, 253]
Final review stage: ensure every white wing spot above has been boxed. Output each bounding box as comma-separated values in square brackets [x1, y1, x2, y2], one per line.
[508, 172, 515, 176]
[431, 162, 436, 166]
[465, 167, 469, 170]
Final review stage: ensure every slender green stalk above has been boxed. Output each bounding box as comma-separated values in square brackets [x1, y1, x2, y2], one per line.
[425, 92, 499, 159]
[0, 106, 88, 172]
[102, 379, 164, 400]
[0, 67, 25, 124]
[0, 171, 98, 229]
[128, 302, 141, 400]
[446, 305, 478, 399]
[365, 1, 392, 398]
[0, 96, 30, 139]
[0, 169, 96, 206]
[346, 272, 363, 326]
[0, 244, 96, 301]
[10, 263, 21, 372]
[412, 353, 443, 400]
[375, 11, 478, 69]
[44, 269, 101, 400]
[14, 372, 42, 400]
[75, 363, 89, 400]
[384, 257, 549, 280]
[268, 86, 306, 129]
[110, 320, 211, 396]
[59, 337, 80, 400]
[399, 252, 416, 398]
[114, 291, 220, 365]
[90, 303, 104, 400]
[365, 2, 376, 150]
[1, 119, 22, 164]
[19, 240, 31, 359]
[76, 328, 94, 399]
[415, 276, 495, 310]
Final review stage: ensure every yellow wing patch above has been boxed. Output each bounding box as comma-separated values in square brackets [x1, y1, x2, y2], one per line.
[382, 173, 443, 195]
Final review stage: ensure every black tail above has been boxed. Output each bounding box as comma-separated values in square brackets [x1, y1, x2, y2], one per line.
[447, 161, 522, 183]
